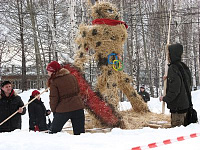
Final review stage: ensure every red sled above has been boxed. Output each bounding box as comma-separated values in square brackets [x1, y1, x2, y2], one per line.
[64, 63, 123, 128]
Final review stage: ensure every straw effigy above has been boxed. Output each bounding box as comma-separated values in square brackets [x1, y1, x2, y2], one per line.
[71, 1, 169, 129]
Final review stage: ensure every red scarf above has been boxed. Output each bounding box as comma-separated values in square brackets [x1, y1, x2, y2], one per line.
[92, 18, 128, 29]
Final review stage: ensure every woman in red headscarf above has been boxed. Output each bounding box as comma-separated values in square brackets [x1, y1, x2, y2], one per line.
[46, 61, 85, 135]
[28, 90, 51, 132]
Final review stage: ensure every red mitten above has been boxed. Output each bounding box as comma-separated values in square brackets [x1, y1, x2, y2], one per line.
[34, 125, 40, 132]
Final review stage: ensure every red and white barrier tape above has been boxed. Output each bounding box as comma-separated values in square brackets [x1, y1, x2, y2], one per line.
[132, 133, 200, 150]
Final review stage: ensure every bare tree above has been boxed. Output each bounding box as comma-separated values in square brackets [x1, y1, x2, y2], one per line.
[17, 0, 27, 91]
[0, 40, 6, 81]
[26, 0, 44, 89]
[137, 0, 154, 95]
[0, 0, 200, 92]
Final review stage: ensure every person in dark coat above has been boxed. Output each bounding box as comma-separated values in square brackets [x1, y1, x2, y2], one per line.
[138, 85, 150, 103]
[47, 61, 85, 135]
[160, 43, 191, 127]
[28, 90, 51, 132]
[0, 81, 26, 132]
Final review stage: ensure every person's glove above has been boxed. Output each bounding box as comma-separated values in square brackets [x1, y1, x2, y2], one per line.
[46, 109, 51, 116]
[34, 125, 40, 132]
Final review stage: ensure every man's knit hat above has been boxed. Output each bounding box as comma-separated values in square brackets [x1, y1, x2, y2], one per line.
[1, 81, 11, 87]
[32, 90, 40, 97]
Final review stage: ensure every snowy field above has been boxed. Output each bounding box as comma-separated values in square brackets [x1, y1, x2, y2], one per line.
[0, 89, 200, 150]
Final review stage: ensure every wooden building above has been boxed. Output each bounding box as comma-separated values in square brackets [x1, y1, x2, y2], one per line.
[0, 65, 48, 89]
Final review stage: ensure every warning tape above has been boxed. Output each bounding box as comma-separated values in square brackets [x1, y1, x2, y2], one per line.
[131, 133, 200, 150]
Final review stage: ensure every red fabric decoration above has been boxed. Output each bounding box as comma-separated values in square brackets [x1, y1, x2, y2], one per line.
[32, 90, 40, 97]
[92, 18, 128, 29]
[47, 61, 62, 73]
[34, 125, 40, 132]
[64, 64, 122, 127]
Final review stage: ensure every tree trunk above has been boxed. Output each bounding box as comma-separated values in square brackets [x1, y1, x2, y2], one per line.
[17, 0, 27, 91]
[47, 0, 58, 61]
[35, 15, 46, 74]
[138, 0, 154, 96]
[53, 0, 58, 60]
[68, 0, 77, 56]
[26, 0, 42, 89]
[198, 6, 200, 87]
[0, 40, 5, 82]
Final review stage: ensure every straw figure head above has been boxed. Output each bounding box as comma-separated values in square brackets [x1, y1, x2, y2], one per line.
[91, 2, 120, 20]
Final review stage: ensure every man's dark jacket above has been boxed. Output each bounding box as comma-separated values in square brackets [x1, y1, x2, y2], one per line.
[28, 96, 48, 131]
[138, 91, 150, 103]
[163, 43, 191, 113]
[0, 90, 26, 132]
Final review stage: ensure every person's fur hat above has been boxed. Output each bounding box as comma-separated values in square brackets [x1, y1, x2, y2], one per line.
[46, 61, 62, 73]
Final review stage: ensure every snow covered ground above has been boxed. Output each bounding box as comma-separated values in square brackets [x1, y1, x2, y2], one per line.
[0, 89, 200, 150]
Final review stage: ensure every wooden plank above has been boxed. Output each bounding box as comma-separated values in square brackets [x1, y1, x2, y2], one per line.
[147, 120, 171, 129]
[147, 124, 162, 129]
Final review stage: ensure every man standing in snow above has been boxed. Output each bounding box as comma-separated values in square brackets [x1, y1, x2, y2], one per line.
[160, 43, 191, 127]
[0, 81, 26, 132]
[138, 85, 150, 103]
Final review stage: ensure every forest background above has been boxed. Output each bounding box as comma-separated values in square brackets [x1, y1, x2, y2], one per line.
[0, 0, 199, 98]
